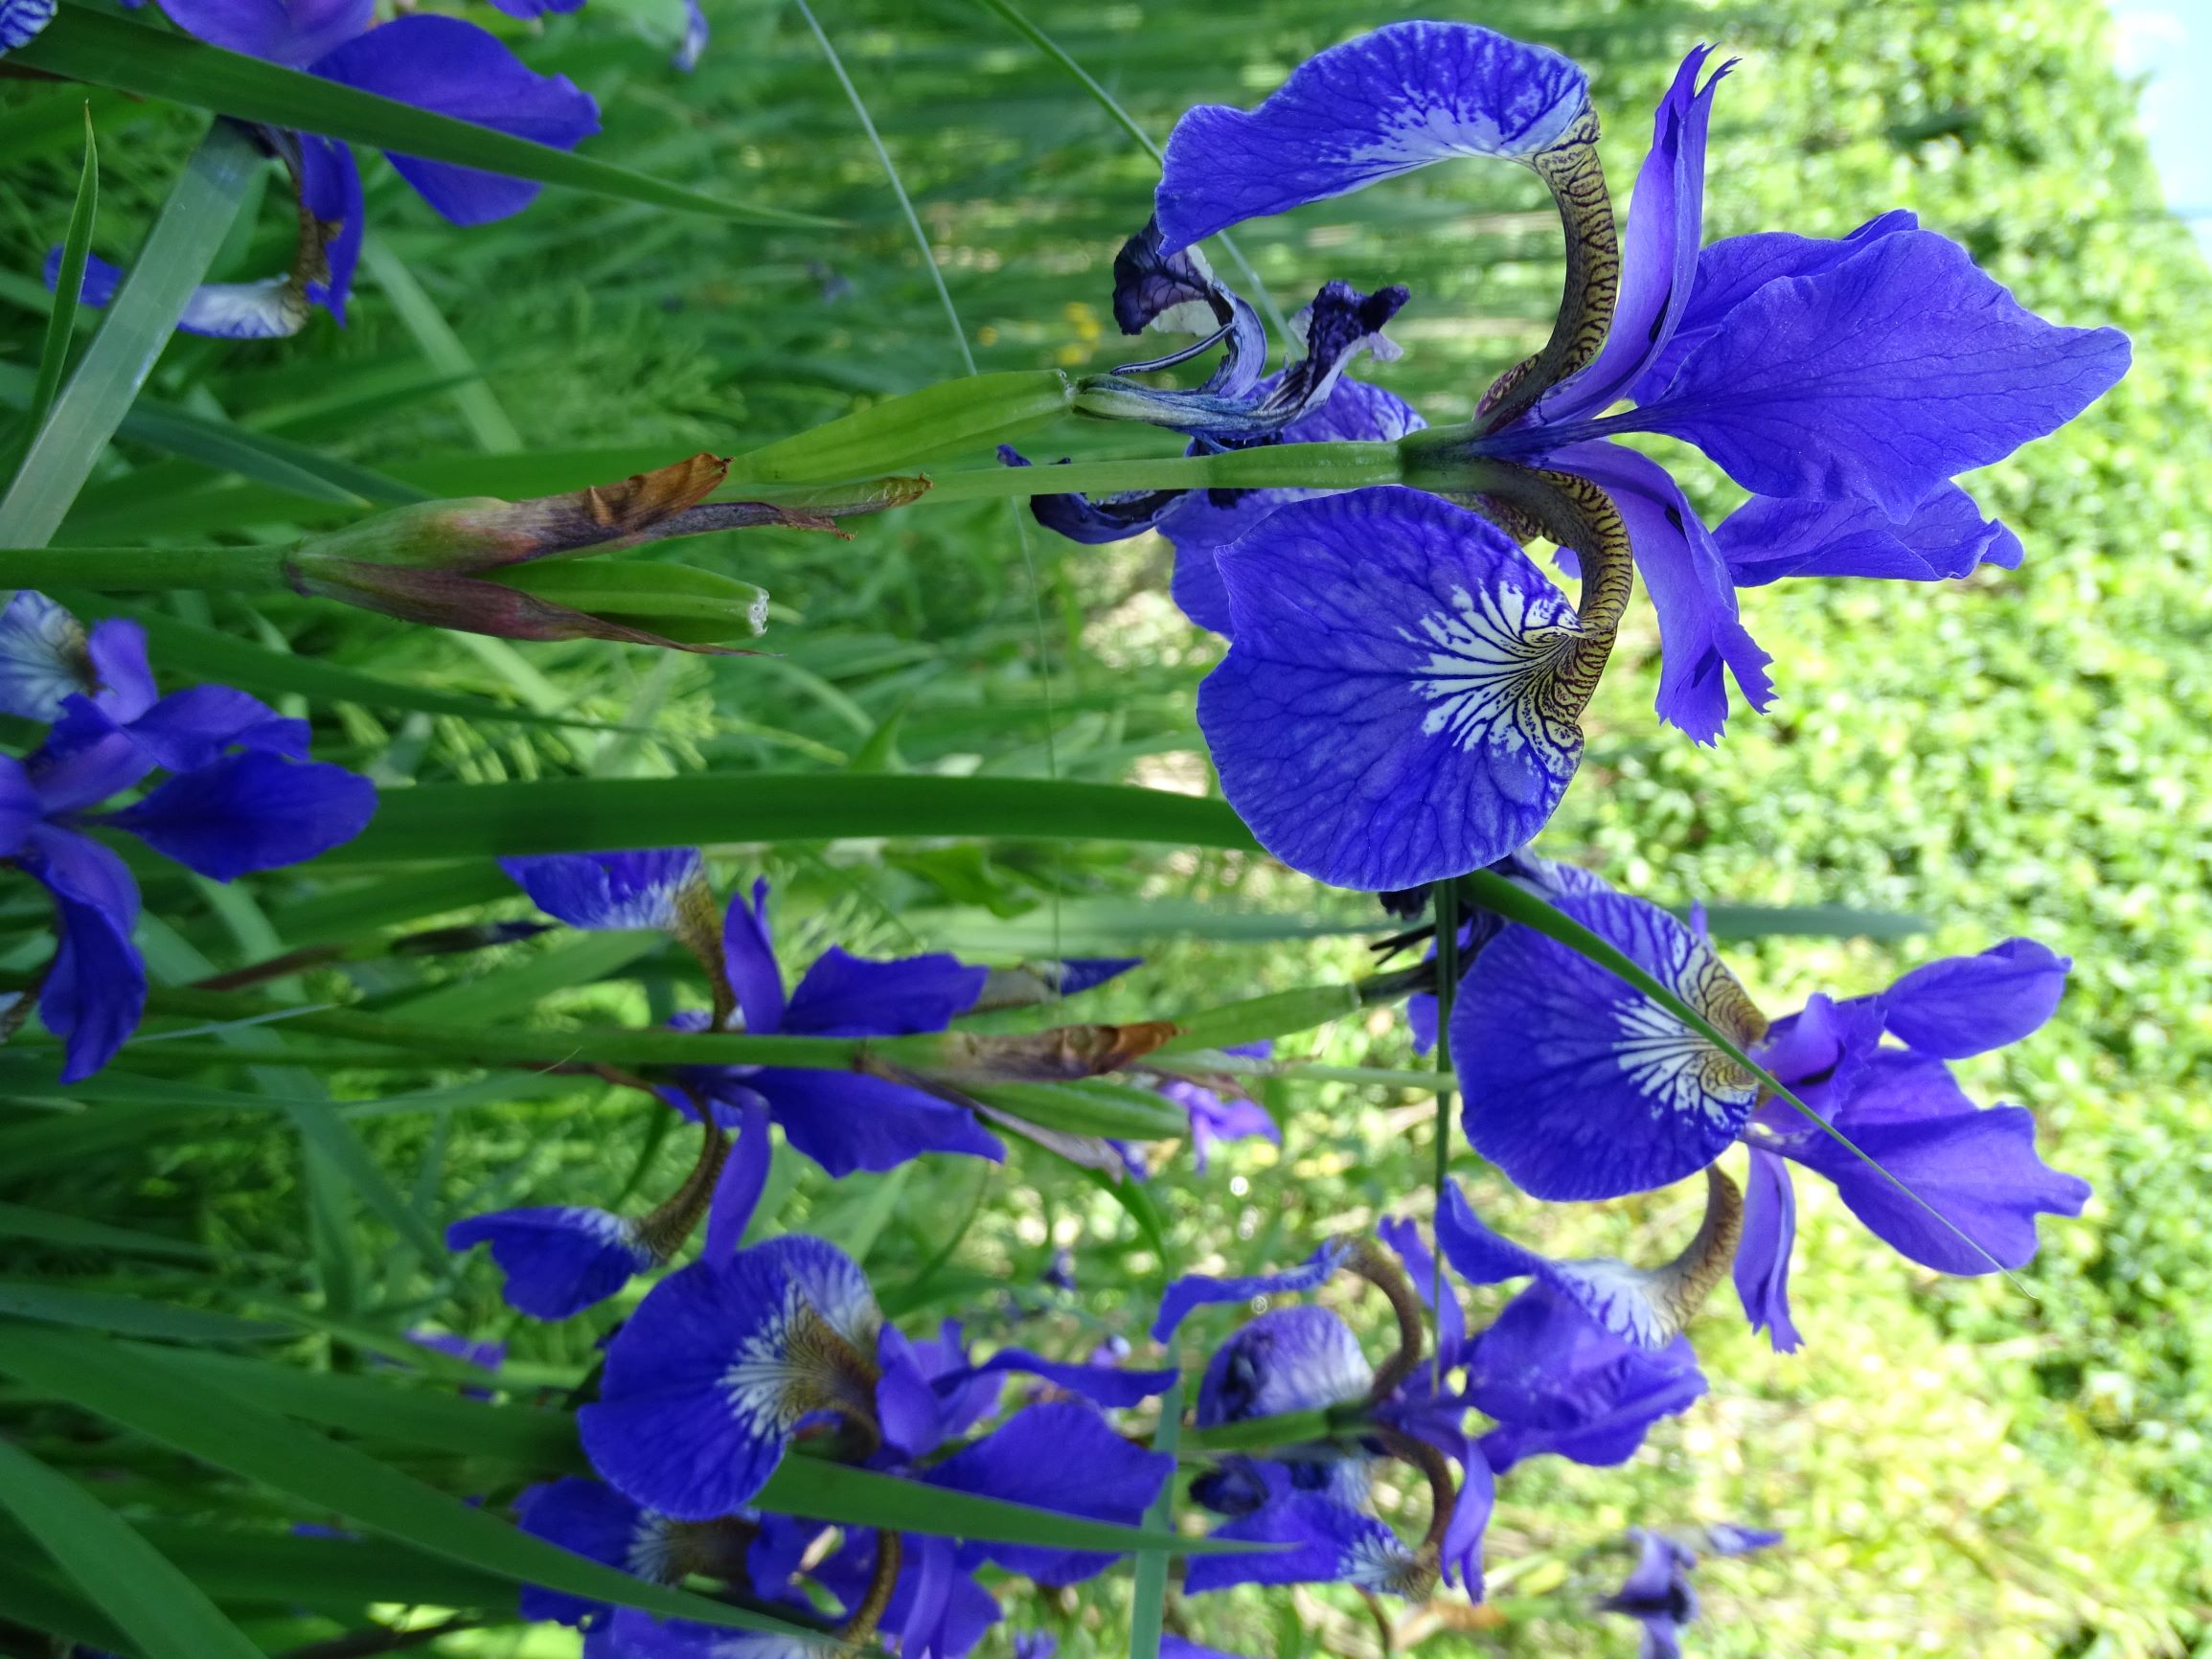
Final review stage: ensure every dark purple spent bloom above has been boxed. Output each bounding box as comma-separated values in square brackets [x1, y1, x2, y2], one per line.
[1599, 1529, 1701, 1659]
[445, 1206, 654, 1321]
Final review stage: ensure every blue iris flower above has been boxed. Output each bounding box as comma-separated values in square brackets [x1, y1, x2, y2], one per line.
[1600, 1524, 1781, 1659]
[0, 592, 376, 1080]
[1019, 21, 2129, 894]
[1442, 870, 2090, 1340]
[549, 1230, 1172, 1659]
[48, 0, 599, 338]
[0, 0, 52, 56]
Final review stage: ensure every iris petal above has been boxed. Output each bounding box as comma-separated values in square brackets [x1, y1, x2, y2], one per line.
[1197, 488, 1592, 891]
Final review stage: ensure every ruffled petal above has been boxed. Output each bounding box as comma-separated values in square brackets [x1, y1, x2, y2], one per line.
[1633, 227, 2132, 519]
[1153, 20, 1589, 253]
[308, 15, 601, 226]
[1453, 890, 1766, 1199]
[445, 1205, 653, 1320]
[1877, 937, 2068, 1058]
[1715, 482, 2025, 588]
[1197, 487, 1592, 891]
[1789, 1055, 2090, 1274]
[1629, 210, 1921, 405]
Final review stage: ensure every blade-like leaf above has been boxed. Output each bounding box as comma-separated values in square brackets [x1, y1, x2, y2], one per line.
[0, 1437, 266, 1659]
[0, 120, 257, 548]
[0, 1281, 285, 1343]
[754, 1451, 1251, 1556]
[14, 8, 835, 227]
[10, 102, 97, 479]
[0, 1200, 216, 1261]
[0, 1322, 817, 1639]
[325, 775, 1257, 863]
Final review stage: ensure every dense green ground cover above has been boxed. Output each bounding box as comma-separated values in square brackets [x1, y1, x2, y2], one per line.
[2, 0, 2208, 1654]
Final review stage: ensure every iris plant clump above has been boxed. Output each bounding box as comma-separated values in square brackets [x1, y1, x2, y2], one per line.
[0, 12, 2125, 1658]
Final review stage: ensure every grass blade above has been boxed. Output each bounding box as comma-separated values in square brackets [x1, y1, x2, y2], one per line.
[325, 774, 1257, 862]
[0, 119, 257, 548]
[0, 1437, 266, 1659]
[14, 6, 836, 227]
[9, 102, 97, 480]
[0, 1282, 285, 1343]
[0, 1321, 820, 1639]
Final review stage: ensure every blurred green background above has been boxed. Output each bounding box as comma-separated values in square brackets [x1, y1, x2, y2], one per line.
[2, 0, 2207, 1654]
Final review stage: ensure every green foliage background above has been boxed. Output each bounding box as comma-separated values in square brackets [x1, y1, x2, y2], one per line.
[2, 0, 2207, 1655]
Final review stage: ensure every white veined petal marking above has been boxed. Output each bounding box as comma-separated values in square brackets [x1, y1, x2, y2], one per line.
[718, 1284, 876, 1441]
[1402, 582, 1585, 764]
[1608, 938, 1764, 1123]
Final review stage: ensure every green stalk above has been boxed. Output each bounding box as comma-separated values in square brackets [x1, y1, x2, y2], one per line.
[0, 120, 260, 549]
[0, 544, 290, 591]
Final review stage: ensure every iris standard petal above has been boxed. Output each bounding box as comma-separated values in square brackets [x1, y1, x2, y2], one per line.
[1154, 1241, 1354, 1343]
[1790, 1056, 2090, 1273]
[1453, 891, 1766, 1199]
[947, 1347, 1179, 1410]
[123, 685, 307, 772]
[1715, 481, 2025, 587]
[1632, 226, 2132, 519]
[720, 876, 787, 1034]
[1550, 441, 1773, 743]
[503, 849, 709, 932]
[1197, 488, 1595, 891]
[580, 1238, 879, 1518]
[106, 752, 376, 879]
[925, 1400, 1174, 1584]
[445, 1206, 653, 1320]
[309, 15, 601, 226]
[1538, 47, 1726, 423]
[1878, 937, 2069, 1058]
[1733, 1148, 1802, 1352]
[1153, 20, 1589, 254]
[297, 135, 364, 322]
[1629, 209, 1920, 404]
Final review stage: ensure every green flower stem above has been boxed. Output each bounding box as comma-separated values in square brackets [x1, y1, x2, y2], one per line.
[0, 544, 290, 591]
